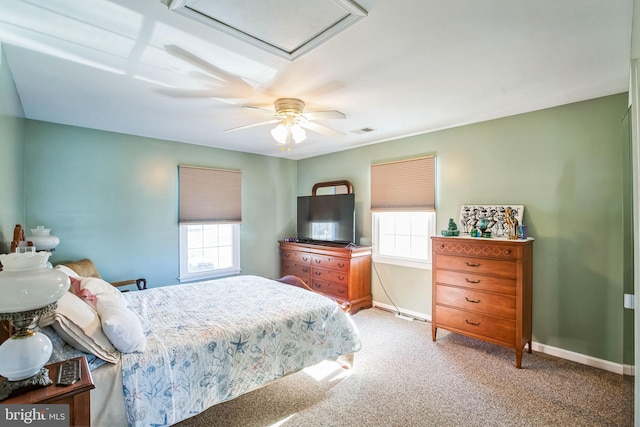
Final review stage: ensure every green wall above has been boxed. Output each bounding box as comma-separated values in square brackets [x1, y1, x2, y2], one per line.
[0, 42, 25, 254]
[298, 93, 631, 364]
[22, 121, 297, 286]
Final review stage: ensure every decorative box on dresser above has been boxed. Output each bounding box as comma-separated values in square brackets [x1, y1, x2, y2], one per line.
[279, 240, 372, 314]
[431, 236, 534, 368]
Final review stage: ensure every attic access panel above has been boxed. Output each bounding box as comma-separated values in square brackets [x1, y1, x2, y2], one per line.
[169, 0, 367, 60]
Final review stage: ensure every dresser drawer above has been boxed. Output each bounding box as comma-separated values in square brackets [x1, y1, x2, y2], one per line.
[433, 240, 519, 260]
[311, 267, 349, 285]
[436, 285, 516, 319]
[312, 278, 348, 299]
[436, 255, 516, 279]
[435, 305, 515, 345]
[281, 261, 311, 278]
[435, 269, 516, 295]
[281, 250, 312, 265]
[311, 255, 349, 272]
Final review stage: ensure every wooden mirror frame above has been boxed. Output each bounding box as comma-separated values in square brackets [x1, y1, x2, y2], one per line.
[311, 180, 353, 196]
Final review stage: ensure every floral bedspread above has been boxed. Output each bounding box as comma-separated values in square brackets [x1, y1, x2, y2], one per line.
[120, 275, 361, 427]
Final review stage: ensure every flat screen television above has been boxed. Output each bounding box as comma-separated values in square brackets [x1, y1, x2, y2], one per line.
[297, 194, 355, 244]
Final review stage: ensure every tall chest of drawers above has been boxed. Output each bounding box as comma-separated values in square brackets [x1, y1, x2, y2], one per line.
[431, 236, 534, 368]
[279, 241, 372, 314]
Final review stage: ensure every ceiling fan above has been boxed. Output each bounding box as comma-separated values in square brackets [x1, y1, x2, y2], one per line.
[160, 45, 346, 150]
[225, 98, 346, 150]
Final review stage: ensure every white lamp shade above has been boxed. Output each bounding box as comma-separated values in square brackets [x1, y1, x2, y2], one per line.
[290, 124, 306, 143]
[0, 252, 70, 312]
[271, 124, 288, 144]
[28, 226, 60, 251]
[0, 332, 53, 380]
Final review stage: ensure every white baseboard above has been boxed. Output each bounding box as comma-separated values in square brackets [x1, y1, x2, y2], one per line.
[371, 300, 633, 376]
[372, 301, 431, 322]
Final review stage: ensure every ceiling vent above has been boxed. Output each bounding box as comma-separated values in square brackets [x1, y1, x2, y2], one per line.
[169, 0, 367, 61]
[351, 127, 376, 135]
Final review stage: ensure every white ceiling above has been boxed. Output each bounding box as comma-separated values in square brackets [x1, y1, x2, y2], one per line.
[0, 0, 633, 160]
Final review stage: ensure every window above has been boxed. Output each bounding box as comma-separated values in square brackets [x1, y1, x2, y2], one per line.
[178, 165, 241, 281]
[373, 211, 436, 268]
[179, 223, 240, 281]
[370, 156, 436, 269]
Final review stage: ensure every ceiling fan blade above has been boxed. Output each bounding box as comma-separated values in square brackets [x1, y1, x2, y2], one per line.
[164, 44, 254, 97]
[224, 119, 280, 133]
[304, 110, 346, 120]
[187, 70, 225, 83]
[243, 105, 275, 114]
[157, 87, 247, 99]
[300, 121, 345, 138]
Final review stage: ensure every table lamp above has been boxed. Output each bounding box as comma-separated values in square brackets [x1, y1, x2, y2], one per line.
[0, 251, 69, 399]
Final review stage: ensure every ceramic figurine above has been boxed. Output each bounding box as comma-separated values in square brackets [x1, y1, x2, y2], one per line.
[10, 224, 25, 254]
[505, 207, 519, 240]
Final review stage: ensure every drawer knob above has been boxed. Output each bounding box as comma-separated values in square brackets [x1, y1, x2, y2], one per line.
[465, 278, 481, 284]
[302, 268, 309, 273]
[314, 271, 321, 276]
[440, 244, 445, 249]
[338, 263, 345, 268]
[465, 262, 481, 267]
[465, 319, 480, 326]
[315, 259, 321, 264]
[465, 297, 481, 304]
[338, 276, 345, 281]
[303, 256, 309, 261]
[504, 250, 511, 255]
[338, 288, 345, 294]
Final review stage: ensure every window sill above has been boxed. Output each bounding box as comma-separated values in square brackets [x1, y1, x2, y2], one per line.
[372, 255, 432, 270]
[179, 268, 241, 283]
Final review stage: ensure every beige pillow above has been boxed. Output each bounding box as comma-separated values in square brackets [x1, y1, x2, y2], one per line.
[54, 264, 79, 278]
[51, 292, 119, 363]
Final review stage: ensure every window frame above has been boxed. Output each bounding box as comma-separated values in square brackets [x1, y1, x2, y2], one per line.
[178, 222, 241, 282]
[372, 211, 436, 270]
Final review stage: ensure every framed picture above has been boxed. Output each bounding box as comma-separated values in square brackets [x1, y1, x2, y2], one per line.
[459, 204, 524, 237]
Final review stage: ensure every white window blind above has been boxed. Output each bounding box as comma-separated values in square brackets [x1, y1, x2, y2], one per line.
[179, 165, 242, 223]
[370, 156, 435, 212]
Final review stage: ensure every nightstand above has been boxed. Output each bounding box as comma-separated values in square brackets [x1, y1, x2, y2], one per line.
[1, 356, 95, 426]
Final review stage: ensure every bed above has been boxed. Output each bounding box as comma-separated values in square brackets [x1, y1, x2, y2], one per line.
[44, 273, 361, 427]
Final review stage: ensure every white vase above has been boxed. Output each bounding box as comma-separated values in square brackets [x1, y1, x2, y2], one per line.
[28, 226, 60, 251]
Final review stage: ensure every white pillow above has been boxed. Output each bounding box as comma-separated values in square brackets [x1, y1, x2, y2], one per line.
[97, 298, 146, 353]
[80, 277, 146, 353]
[79, 277, 127, 306]
[51, 292, 119, 363]
[54, 264, 79, 278]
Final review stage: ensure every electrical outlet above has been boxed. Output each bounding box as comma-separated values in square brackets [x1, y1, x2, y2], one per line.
[624, 293, 635, 310]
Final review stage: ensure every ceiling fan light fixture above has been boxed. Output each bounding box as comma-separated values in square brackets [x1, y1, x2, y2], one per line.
[291, 124, 306, 143]
[271, 123, 289, 145]
[228, 97, 344, 151]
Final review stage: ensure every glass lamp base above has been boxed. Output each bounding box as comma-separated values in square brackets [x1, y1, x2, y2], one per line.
[0, 331, 53, 380]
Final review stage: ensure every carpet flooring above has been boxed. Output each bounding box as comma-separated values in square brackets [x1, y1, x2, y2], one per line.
[176, 307, 633, 427]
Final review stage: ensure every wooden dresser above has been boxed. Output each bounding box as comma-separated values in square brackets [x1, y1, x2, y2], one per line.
[279, 241, 372, 313]
[431, 236, 534, 368]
